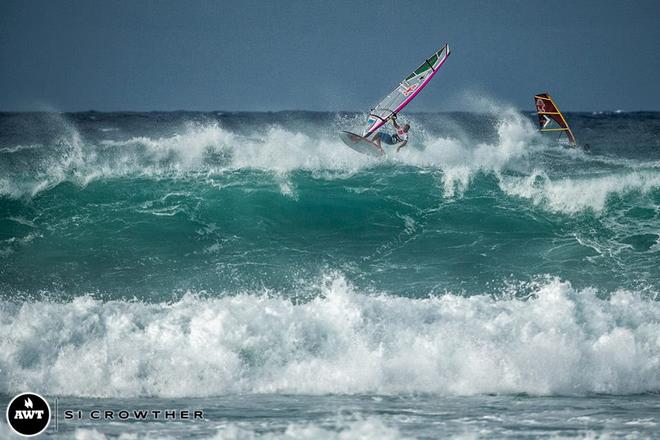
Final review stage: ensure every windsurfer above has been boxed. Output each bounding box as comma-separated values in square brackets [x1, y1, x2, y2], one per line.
[371, 114, 409, 152]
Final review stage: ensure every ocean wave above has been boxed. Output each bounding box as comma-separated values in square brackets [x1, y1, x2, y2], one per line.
[499, 169, 660, 213]
[1, 274, 658, 398]
[66, 416, 402, 440]
[0, 144, 42, 154]
[0, 106, 539, 199]
[396, 106, 537, 196]
[3, 108, 659, 209]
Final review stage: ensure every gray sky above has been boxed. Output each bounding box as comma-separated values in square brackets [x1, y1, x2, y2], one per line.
[1, 0, 658, 112]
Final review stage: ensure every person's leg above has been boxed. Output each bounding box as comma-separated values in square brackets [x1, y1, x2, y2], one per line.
[372, 132, 381, 148]
[372, 133, 385, 153]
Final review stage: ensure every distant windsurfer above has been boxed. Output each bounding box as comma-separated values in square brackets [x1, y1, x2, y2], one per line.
[371, 114, 409, 152]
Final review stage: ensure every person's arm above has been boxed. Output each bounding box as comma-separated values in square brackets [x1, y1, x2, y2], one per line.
[390, 114, 400, 129]
[396, 140, 407, 152]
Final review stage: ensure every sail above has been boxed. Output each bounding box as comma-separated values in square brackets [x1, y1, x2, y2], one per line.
[534, 93, 576, 145]
[363, 44, 451, 137]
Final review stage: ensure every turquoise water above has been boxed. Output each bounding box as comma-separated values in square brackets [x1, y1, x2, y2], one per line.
[1, 110, 659, 438]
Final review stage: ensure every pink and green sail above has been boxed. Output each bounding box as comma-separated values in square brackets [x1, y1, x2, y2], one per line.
[363, 44, 451, 137]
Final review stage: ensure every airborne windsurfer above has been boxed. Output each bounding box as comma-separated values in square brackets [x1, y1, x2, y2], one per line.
[371, 114, 409, 152]
[338, 44, 449, 157]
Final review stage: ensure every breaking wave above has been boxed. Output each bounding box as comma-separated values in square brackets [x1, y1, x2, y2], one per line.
[1, 274, 658, 398]
[0, 107, 538, 199]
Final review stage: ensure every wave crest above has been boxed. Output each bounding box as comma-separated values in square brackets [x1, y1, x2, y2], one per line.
[1, 274, 658, 397]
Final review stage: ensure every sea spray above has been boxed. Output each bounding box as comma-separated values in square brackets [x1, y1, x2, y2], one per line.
[1, 274, 658, 397]
[2, 110, 660, 440]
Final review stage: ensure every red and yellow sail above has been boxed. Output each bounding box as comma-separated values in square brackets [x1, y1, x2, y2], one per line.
[534, 93, 576, 146]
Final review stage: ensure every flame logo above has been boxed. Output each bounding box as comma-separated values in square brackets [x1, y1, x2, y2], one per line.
[536, 98, 546, 112]
[24, 397, 33, 408]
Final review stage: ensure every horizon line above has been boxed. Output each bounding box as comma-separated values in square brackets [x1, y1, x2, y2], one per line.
[1, 109, 657, 114]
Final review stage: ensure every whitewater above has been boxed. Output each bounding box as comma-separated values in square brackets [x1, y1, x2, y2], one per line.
[1, 108, 659, 438]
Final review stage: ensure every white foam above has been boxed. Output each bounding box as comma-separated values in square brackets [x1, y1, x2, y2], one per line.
[500, 170, 660, 213]
[92, 123, 370, 176]
[0, 144, 41, 153]
[391, 103, 538, 196]
[0, 115, 84, 198]
[0, 104, 540, 199]
[68, 416, 403, 440]
[3, 109, 659, 213]
[1, 274, 658, 398]
[210, 417, 401, 440]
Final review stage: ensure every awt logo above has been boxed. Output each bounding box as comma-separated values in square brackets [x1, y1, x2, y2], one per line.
[6, 393, 51, 436]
